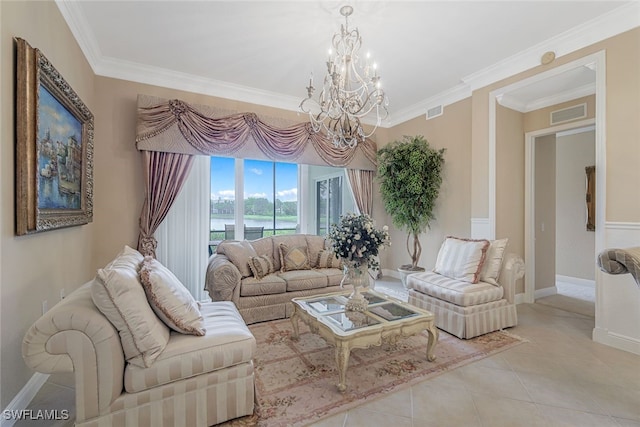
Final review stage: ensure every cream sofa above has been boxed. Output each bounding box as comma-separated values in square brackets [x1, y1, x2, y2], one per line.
[406, 237, 525, 339]
[206, 234, 348, 324]
[22, 247, 256, 427]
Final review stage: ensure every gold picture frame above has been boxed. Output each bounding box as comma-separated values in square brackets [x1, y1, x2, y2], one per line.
[15, 38, 94, 235]
[585, 165, 595, 232]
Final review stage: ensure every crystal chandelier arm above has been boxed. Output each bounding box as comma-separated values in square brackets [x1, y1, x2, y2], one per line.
[300, 5, 388, 149]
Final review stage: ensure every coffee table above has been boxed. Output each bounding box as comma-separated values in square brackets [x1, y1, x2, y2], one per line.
[290, 289, 438, 392]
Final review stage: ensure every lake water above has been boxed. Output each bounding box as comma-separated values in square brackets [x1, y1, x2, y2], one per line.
[38, 155, 80, 209]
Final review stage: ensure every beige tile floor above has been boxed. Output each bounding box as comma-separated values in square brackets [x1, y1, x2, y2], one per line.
[19, 278, 640, 427]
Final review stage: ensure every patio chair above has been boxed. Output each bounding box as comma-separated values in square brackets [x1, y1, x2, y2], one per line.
[244, 226, 264, 241]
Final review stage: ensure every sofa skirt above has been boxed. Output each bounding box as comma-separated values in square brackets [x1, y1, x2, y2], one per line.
[237, 284, 346, 324]
[409, 290, 517, 339]
[77, 362, 255, 427]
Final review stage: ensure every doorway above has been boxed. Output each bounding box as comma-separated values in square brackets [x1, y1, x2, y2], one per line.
[489, 51, 605, 324]
[532, 126, 596, 317]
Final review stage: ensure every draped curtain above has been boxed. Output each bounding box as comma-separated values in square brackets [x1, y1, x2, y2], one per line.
[137, 150, 194, 257]
[346, 169, 374, 216]
[135, 95, 379, 293]
[136, 98, 378, 168]
[155, 156, 210, 301]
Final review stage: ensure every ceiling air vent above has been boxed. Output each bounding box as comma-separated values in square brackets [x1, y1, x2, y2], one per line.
[426, 105, 443, 120]
[550, 103, 587, 125]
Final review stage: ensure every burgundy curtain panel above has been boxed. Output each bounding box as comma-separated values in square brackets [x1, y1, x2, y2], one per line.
[137, 150, 194, 257]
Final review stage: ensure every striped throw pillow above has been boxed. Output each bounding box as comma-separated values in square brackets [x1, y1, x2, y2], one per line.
[433, 237, 490, 283]
[248, 255, 275, 280]
[316, 250, 343, 269]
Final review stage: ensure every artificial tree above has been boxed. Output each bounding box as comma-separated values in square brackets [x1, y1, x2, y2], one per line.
[377, 135, 445, 271]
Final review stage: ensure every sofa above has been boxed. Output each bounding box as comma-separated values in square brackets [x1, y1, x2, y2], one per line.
[22, 246, 256, 427]
[406, 237, 525, 339]
[206, 234, 349, 324]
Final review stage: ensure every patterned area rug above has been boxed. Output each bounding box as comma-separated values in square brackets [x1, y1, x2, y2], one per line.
[223, 319, 524, 427]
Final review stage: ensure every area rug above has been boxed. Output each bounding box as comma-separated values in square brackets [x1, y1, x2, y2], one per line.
[222, 319, 524, 427]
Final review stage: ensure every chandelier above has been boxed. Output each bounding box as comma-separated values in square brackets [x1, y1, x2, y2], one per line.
[300, 5, 389, 149]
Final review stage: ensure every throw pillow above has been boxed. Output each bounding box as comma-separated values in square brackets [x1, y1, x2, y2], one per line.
[91, 246, 170, 368]
[220, 240, 257, 278]
[306, 235, 327, 268]
[248, 255, 275, 280]
[479, 238, 509, 286]
[279, 243, 311, 272]
[433, 237, 490, 284]
[139, 257, 206, 336]
[316, 249, 343, 269]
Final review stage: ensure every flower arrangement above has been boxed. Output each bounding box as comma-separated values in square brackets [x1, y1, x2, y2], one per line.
[328, 213, 391, 271]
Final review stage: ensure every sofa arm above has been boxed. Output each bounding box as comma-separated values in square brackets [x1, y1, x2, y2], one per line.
[22, 281, 125, 422]
[205, 254, 242, 301]
[499, 253, 525, 304]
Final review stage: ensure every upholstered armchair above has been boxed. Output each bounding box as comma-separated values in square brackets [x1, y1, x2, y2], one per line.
[406, 237, 524, 339]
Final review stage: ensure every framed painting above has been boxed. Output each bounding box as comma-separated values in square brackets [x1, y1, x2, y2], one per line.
[15, 38, 94, 235]
[585, 165, 595, 232]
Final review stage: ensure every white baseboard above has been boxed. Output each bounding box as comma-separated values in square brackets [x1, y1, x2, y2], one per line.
[556, 275, 595, 288]
[534, 286, 557, 300]
[1, 373, 50, 427]
[515, 293, 529, 305]
[593, 327, 640, 356]
[382, 268, 401, 280]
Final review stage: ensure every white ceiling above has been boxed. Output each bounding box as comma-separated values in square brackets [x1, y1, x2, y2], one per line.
[57, 1, 639, 126]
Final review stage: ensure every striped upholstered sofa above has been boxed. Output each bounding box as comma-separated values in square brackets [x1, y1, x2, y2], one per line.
[23, 246, 255, 426]
[406, 237, 524, 339]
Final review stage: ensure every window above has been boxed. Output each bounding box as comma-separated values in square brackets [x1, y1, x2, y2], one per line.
[316, 176, 343, 235]
[210, 157, 298, 242]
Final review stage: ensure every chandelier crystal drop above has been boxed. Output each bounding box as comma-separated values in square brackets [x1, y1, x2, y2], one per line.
[300, 5, 389, 149]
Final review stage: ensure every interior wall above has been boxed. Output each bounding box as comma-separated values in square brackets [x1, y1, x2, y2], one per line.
[380, 98, 472, 271]
[472, 27, 640, 353]
[495, 105, 525, 293]
[524, 95, 595, 132]
[534, 134, 557, 292]
[0, 1, 97, 408]
[472, 28, 639, 225]
[556, 130, 596, 280]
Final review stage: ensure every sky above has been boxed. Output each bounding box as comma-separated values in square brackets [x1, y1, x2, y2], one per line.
[210, 157, 298, 202]
[38, 84, 82, 144]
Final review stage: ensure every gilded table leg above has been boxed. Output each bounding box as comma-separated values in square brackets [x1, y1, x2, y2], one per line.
[425, 321, 438, 362]
[335, 341, 351, 392]
[290, 309, 300, 341]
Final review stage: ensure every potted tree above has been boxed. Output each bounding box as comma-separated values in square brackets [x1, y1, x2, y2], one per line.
[377, 135, 445, 287]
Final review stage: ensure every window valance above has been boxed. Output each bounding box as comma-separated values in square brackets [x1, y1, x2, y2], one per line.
[135, 94, 377, 171]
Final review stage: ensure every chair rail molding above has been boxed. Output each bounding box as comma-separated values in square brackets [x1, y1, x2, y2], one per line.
[594, 221, 640, 355]
[470, 218, 491, 240]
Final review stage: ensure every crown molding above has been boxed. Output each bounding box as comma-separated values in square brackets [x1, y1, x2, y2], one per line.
[57, 1, 639, 128]
[97, 55, 305, 113]
[387, 83, 471, 127]
[498, 82, 596, 113]
[55, 0, 102, 67]
[462, 2, 640, 92]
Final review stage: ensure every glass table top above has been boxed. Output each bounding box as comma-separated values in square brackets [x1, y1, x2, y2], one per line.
[295, 290, 423, 333]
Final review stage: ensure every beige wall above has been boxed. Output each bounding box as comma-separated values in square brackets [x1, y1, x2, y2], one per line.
[556, 130, 596, 280]
[1, 1, 97, 408]
[379, 99, 472, 270]
[495, 105, 526, 293]
[472, 28, 640, 225]
[524, 95, 596, 133]
[534, 135, 557, 291]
